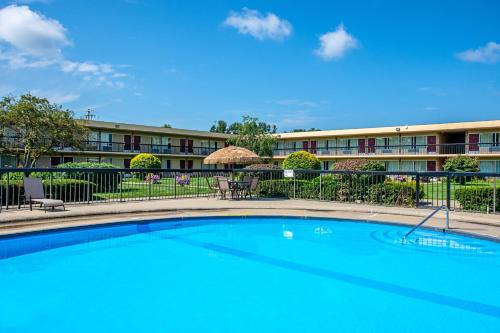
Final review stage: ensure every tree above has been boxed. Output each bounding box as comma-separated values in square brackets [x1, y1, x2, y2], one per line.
[443, 156, 479, 173]
[210, 120, 227, 133]
[226, 116, 277, 159]
[0, 94, 88, 168]
[291, 128, 321, 132]
[282, 151, 321, 170]
[163, 123, 172, 128]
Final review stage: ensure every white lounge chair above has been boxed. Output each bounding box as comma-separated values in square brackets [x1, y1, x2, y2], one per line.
[23, 177, 65, 211]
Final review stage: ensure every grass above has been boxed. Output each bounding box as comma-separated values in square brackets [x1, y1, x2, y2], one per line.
[421, 179, 494, 201]
[93, 177, 216, 200]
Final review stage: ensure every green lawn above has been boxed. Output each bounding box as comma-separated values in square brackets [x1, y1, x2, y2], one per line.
[93, 177, 216, 200]
[421, 179, 494, 201]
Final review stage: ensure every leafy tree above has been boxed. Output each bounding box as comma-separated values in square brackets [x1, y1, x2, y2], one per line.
[226, 116, 277, 159]
[210, 120, 227, 133]
[130, 153, 161, 169]
[282, 151, 321, 170]
[0, 94, 88, 167]
[443, 156, 479, 173]
[163, 123, 172, 128]
[291, 128, 321, 132]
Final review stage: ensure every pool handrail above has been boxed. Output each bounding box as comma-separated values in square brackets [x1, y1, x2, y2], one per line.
[403, 205, 449, 240]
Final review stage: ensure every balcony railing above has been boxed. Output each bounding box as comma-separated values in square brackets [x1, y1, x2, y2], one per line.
[1, 138, 217, 156]
[273, 142, 500, 157]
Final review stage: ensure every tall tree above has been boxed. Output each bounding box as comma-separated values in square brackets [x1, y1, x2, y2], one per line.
[0, 94, 88, 167]
[227, 116, 277, 159]
[210, 120, 228, 133]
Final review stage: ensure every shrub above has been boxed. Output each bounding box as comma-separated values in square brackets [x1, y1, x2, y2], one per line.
[443, 156, 479, 173]
[332, 159, 386, 201]
[367, 181, 424, 207]
[57, 162, 120, 192]
[130, 153, 161, 169]
[333, 159, 385, 171]
[244, 163, 281, 170]
[455, 187, 499, 213]
[282, 151, 321, 170]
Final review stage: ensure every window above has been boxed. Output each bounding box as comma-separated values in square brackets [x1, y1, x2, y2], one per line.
[50, 157, 61, 167]
[63, 157, 73, 164]
[494, 133, 500, 147]
[384, 138, 391, 149]
[323, 161, 330, 170]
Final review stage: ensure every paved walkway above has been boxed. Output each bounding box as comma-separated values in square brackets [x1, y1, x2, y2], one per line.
[1, 198, 499, 240]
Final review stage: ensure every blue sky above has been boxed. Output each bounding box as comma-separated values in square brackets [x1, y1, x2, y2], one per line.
[0, 0, 499, 131]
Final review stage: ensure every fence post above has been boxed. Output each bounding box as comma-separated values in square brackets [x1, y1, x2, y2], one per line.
[293, 171, 296, 199]
[446, 173, 451, 210]
[119, 171, 123, 202]
[493, 177, 497, 214]
[174, 172, 177, 199]
[415, 173, 420, 208]
[6, 173, 9, 210]
[86, 173, 90, 204]
[319, 173, 323, 201]
[49, 172, 53, 199]
[148, 175, 152, 200]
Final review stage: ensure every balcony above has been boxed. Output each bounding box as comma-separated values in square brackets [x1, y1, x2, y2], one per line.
[273, 142, 500, 157]
[1, 138, 217, 156]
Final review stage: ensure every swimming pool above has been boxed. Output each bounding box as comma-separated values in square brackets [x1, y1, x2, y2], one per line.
[0, 216, 499, 332]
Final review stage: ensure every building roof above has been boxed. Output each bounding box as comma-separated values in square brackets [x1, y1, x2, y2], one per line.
[275, 120, 500, 139]
[81, 120, 232, 139]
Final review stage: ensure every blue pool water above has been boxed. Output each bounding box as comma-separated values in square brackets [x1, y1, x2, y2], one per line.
[0, 217, 499, 332]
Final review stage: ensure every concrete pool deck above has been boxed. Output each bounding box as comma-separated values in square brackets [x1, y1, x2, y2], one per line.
[1, 198, 499, 240]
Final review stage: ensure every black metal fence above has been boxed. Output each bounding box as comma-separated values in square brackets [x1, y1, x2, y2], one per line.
[1, 168, 498, 214]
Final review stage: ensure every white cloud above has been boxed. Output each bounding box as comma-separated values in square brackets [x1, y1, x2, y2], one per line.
[0, 5, 127, 86]
[223, 8, 292, 40]
[314, 24, 358, 60]
[0, 5, 69, 57]
[456, 42, 500, 64]
[31, 89, 80, 104]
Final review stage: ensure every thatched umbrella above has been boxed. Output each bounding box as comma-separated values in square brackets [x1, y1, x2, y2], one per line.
[203, 145, 261, 165]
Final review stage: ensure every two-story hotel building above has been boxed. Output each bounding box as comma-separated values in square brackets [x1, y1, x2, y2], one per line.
[0, 120, 230, 169]
[273, 120, 500, 172]
[1, 119, 500, 173]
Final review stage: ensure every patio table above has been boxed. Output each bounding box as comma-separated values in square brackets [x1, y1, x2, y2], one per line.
[228, 180, 250, 200]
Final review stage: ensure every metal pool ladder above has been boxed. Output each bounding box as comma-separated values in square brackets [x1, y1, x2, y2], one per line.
[403, 205, 449, 240]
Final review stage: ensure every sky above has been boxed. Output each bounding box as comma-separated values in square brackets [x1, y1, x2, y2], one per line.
[0, 0, 499, 132]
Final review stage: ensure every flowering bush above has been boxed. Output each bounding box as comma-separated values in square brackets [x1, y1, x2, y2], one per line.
[146, 173, 160, 184]
[333, 159, 385, 171]
[175, 174, 190, 186]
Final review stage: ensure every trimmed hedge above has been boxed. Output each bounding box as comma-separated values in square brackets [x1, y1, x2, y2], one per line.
[257, 177, 423, 207]
[367, 182, 424, 207]
[455, 187, 499, 212]
[57, 162, 120, 192]
[282, 151, 321, 170]
[130, 154, 161, 169]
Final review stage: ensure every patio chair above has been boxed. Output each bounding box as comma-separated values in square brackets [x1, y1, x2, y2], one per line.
[217, 177, 231, 200]
[244, 177, 259, 199]
[208, 176, 223, 198]
[23, 177, 65, 211]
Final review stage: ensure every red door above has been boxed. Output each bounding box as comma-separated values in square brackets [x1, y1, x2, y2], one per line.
[187, 160, 193, 169]
[133, 136, 141, 151]
[302, 141, 309, 152]
[124, 135, 131, 150]
[358, 139, 366, 154]
[469, 134, 479, 152]
[124, 159, 131, 169]
[187, 139, 194, 153]
[427, 136, 437, 153]
[180, 160, 186, 169]
[368, 138, 376, 154]
[180, 139, 186, 153]
[427, 161, 436, 171]
[310, 141, 317, 154]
